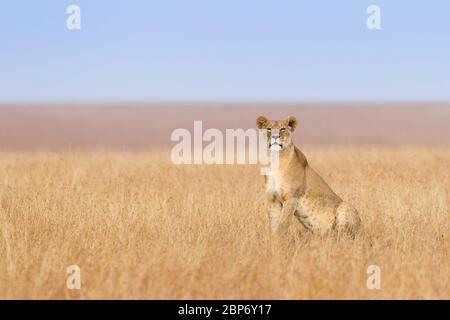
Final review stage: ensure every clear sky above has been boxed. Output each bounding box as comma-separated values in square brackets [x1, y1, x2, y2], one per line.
[1, 0, 449, 103]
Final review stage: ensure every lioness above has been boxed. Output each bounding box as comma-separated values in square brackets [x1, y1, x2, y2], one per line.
[257, 115, 362, 236]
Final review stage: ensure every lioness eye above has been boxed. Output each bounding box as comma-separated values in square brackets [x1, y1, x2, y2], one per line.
[280, 128, 286, 132]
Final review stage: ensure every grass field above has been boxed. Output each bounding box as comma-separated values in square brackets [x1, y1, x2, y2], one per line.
[0, 148, 448, 299]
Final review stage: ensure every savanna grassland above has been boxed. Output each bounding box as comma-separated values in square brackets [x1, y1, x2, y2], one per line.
[0, 148, 448, 299]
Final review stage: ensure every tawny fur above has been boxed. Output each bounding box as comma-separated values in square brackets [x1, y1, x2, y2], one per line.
[257, 115, 362, 236]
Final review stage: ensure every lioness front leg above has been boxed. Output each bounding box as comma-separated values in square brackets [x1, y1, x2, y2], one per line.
[277, 197, 299, 235]
[267, 195, 282, 234]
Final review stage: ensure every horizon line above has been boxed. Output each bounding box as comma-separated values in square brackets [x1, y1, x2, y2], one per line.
[1, 101, 450, 108]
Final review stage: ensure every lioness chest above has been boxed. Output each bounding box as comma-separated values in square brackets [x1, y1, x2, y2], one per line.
[266, 171, 283, 201]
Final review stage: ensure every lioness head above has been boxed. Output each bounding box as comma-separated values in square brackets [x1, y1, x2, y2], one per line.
[256, 116, 298, 151]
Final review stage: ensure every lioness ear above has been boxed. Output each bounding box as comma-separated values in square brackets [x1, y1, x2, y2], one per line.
[284, 116, 298, 131]
[256, 116, 269, 129]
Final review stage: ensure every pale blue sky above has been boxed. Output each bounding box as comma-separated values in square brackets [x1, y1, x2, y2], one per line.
[1, 0, 449, 103]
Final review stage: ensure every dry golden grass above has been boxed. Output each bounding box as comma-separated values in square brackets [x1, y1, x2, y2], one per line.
[0, 148, 449, 299]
